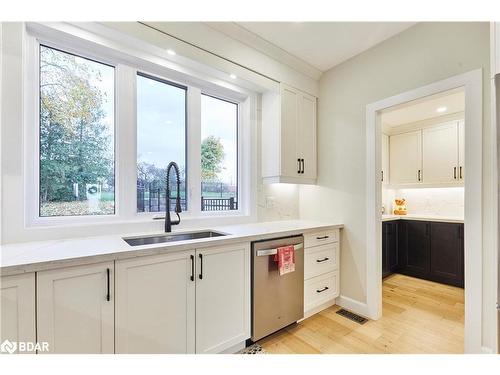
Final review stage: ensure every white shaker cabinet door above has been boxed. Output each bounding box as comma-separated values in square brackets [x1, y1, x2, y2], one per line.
[280, 84, 300, 178]
[422, 122, 459, 184]
[389, 130, 422, 185]
[458, 120, 465, 180]
[298, 91, 317, 180]
[195, 243, 250, 354]
[0, 273, 36, 353]
[382, 133, 389, 185]
[37, 262, 114, 354]
[115, 251, 195, 354]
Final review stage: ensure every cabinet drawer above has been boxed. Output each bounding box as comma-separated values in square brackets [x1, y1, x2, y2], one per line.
[304, 228, 339, 248]
[304, 271, 339, 312]
[304, 243, 339, 279]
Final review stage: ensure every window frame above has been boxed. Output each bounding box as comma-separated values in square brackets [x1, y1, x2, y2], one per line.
[24, 28, 255, 228]
[199, 92, 241, 215]
[135, 71, 189, 214]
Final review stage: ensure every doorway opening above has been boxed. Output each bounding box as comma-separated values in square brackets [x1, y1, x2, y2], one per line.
[365, 70, 483, 353]
[380, 87, 465, 353]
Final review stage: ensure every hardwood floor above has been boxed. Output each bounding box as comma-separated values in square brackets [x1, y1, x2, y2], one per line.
[259, 274, 464, 354]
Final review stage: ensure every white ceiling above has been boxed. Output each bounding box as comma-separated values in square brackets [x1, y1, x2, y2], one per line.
[381, 89, 465, 129]
[233, 22, 416, 72]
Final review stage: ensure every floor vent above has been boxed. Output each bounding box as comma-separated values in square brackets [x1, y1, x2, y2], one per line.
[336, 309, 368, 324]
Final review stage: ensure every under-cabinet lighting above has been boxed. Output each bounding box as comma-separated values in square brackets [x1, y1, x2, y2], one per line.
[436, 106, 447, 113]
[229, 73, 237, 79]
[167, 49, 176, 56]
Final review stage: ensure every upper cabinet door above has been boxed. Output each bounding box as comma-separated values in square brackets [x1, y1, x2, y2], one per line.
[262, 83, 317, 184]
[458, 120, 465, 180]
[298, 91, 317, 180]
[1, 273, 36, 353]
[381, 133, 389, 185]
[422, 122, 459, 184]
[280, 84, 300, 178]
[389, 130, 422, 184]
[37, 262, 114, 354]
[195, 243, 250, 354]
[115, 252, 195, 354]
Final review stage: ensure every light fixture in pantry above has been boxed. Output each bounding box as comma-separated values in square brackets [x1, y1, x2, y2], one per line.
[229, 73, 237, 79]
[436, 106, 447, 113]
[166, 49, 176, 56]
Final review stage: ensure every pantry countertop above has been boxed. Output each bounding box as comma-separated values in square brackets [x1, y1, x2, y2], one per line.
[381, 214, 464, 223]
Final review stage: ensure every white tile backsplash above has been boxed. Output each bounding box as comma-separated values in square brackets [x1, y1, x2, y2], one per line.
[383, 187, 464, 217]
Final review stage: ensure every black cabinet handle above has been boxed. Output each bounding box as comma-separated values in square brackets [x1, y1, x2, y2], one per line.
[198, 253, 203, 280]
[316, 286, 329, 293]
[301, 159, 305, 174]
[381, 170, 384, 182]
[297, 158, 301, 174]
[453, 167, 457, 179]
[316, 257, 330, 263]
[190, 254, 194, 281]
[316, 235, 329, 240]
[106, 268, 110, 302]
[418, 170, 421, 181]
[459, 166, 463, 179]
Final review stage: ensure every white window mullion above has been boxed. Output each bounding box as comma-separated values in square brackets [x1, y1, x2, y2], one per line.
[187, 86, 202, 216]
[115, 65, 137, 220]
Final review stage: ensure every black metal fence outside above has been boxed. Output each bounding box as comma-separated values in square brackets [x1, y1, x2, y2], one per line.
[137, 183, 237, 212]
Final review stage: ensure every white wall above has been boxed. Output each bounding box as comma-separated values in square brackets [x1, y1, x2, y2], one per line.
[299, 22, 496, 351]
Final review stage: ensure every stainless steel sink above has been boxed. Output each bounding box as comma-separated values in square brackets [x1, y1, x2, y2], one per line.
[123, 231, 227, 247]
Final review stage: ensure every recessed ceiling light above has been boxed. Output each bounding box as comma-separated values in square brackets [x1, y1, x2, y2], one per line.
[167, 49, 176, 56]
[436, 106, 447, 113]
[229, 73, 237, 79]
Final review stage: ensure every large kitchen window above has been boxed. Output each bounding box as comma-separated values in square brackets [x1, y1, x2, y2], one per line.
[136, 73, 187, 213]
[200, 95, 238, 211]
[39, 45, 115, 217]
[28, 30, 250, 227]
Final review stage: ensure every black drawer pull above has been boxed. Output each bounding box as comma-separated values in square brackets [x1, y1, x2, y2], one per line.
[190, 254, 194, 281]
[316, 286, 329, 293]
[316, 257, 330, 263]
[316, 235, 329, 240]
[297, 158, 301, 174]
[106, 268, 110, 302]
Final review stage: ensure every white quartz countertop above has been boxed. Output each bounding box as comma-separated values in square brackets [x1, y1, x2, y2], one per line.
[382, 214, 464, 223]
[0, 220, 343, 276]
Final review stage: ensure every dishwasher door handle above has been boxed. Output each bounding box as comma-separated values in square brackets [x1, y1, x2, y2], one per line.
[256, 243, 303, 257]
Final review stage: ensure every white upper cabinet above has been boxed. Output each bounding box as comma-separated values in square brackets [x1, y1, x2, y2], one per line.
[115, 252, 195, 354]
[1, 273, 36, 353]
[458, 120, 465, 180]
[389, 120, 464, 187]
[262, 83, 317, 184]
[37, 262, 114, 354]
[491, 22, 500, 77]
[381, 133, 389, 185]
[422, 122, 459, 183]
[195, 243, 250, 354]
[389, 130, 422, 185]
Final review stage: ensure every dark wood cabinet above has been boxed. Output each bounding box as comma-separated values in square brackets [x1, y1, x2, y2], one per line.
[429, 222, 464, 287]
[404, 221, 431, 276]
[382, 221, 399, 278]
[393, 220, 464, 288]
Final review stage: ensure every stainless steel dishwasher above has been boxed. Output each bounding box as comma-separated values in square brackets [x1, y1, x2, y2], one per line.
[251, 235, 304, 342]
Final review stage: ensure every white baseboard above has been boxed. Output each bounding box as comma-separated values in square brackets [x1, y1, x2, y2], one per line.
[336, 295, 371, 319]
